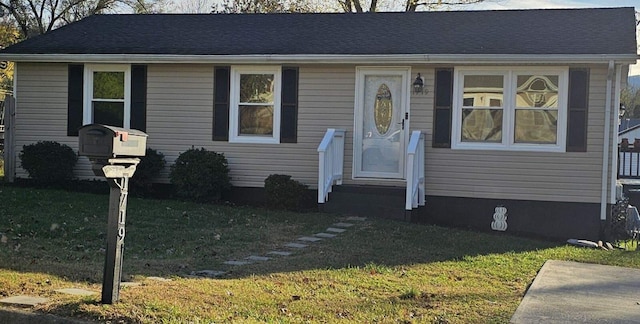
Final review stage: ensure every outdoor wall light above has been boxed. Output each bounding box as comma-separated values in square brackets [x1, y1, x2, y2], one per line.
[413, 73, 426, 95]
[620, 103, 626, 119]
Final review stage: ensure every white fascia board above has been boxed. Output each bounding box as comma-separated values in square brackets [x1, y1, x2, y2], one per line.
[0, 53, 637, 64]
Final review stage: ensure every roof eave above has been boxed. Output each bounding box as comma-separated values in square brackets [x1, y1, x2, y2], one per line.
[0, 53, 637, 64]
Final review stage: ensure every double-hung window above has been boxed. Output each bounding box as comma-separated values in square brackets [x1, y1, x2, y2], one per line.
[229, 66, 281, 144]
[84, 64, 131, 128]
[452, 67, 568, 152]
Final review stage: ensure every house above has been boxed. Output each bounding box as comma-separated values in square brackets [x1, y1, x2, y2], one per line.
[619, 123, 640, 145]
[619, 118, 640, 134]
[618, 122, 640, 178]
[0, 8, 637, 240]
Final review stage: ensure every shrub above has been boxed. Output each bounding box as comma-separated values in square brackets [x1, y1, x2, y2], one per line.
[19, 141, 77, 184]
[169, 148, 231, 202]
[264, 174, 309, 211]
[131, 148, 166, 194]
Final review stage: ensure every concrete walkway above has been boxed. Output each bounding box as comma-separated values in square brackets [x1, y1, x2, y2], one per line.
[511, 260, 640, 323]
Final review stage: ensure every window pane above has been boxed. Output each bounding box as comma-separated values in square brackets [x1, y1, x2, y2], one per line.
[93, 72, 124, 99]
[516, 75, 559, 108]
[463, 75, 503, 107]
[239, 105, 273, 135]
[461, 108, 503, 142]
[93, 101, 124, 127]
[515, 109, 557, 144]
[240, 74, 274, 103]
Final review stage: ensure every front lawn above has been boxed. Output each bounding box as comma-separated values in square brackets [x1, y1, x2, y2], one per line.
[0, 186, 638, 323]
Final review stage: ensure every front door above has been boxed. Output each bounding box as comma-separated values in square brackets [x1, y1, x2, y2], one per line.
[354, 67, 410, 179]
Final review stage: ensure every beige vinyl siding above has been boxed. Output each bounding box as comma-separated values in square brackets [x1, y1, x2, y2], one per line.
[13, 63, 95, 179]
[146, 64, 354, 187]
[12, 62, 621, 205]
[425, 65, 611, 204]
[300, 65, 395, 186]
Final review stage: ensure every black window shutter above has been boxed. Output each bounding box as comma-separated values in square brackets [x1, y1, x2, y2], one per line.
[281, 66, 299, 143]
[67, 64, 84, 136]
[566, 68, 589, 152]
[130, 65, 147, 132]
[213, 66, 230, 141]
[433, 68, 454, 148]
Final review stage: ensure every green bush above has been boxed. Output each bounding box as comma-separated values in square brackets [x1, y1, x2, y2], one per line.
[169, 147, 231, 202]
[19, 141, 77, 183]
[264, 174, 309, 211]
[131, 148, 166, 194]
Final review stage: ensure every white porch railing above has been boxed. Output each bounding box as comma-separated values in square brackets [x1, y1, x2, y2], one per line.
[406, 130, 426, 211]
[317, 128, 346, 204]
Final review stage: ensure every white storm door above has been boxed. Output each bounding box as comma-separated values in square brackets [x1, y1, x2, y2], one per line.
[353, 67, 410, 179]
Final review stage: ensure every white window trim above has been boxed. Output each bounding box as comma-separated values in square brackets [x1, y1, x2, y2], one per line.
[83, 64, 131, 128]
[452, 66, 569, 152]
[229, 65, 282, 144]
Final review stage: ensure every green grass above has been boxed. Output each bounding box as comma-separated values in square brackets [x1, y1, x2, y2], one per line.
[1, 185, 639, 323]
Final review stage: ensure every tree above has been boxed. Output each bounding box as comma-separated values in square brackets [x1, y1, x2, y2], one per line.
[0, 0, 165, 38]
[0, 20, 19, 95]
[214, 0, 331, 13]
[622, 85, 640, 119]
[215, 0, 484, 13]
[0, 0, 167, 96]
[170, 0, 214, 13]
[337, 0, 484, 12]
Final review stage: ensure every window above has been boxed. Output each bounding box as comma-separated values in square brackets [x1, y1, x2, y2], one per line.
[452, 67, 568, 152]
[229, 66, 281, 144]
[84, 64, 131, 128]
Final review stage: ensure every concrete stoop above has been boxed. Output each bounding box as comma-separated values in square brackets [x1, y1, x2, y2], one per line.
[322, 185, 409, 221]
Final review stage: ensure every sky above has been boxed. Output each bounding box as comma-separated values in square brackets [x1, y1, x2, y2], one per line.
[461, 0, 639, 11]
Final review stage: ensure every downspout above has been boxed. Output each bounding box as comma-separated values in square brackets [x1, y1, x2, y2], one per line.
[601, 60, 614, 221]
[610, 64, 622, 204]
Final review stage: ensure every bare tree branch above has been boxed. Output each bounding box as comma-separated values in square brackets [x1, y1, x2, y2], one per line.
[352, 0, 363, 12]
[369, 0, 377, 12]
[1, 0, 165, 38]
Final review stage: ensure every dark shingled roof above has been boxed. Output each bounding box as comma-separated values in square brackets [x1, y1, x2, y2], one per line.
[1, 7, 637, 56]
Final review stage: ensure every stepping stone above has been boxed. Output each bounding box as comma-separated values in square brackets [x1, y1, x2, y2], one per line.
[246, 255, 270, 261]
[315, 233, 337, 238]
[333, 222, 354, 228]
[346, 216, 367, 221]
[190, 270, 226, 278]
[0, 296, 49, 307]
[55, 288, 97, 296]
[145, 276, 172, 282]
[268, 251, 292, 256]
[326, 227, 346, 233]
[285, 242, 308, 249]
[120, 282, 142, 288]
[298, 236, 322, 242]
[224, 260, 251, 266]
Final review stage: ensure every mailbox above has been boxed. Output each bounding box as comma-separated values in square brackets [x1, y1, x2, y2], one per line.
[79, 124, 147, 159]
[77, 124, 148, 304]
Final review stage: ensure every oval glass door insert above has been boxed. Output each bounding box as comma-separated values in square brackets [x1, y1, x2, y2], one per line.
[374, 84, 393, 135]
